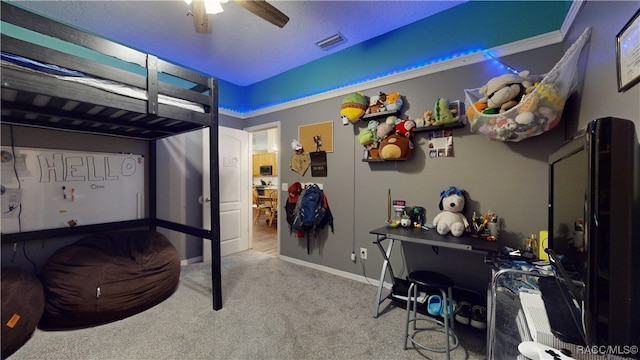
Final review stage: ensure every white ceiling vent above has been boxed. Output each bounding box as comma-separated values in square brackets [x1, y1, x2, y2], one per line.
[315, 32, 346, 50]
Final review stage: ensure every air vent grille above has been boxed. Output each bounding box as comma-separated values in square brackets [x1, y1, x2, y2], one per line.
[316, 33, 345, 50]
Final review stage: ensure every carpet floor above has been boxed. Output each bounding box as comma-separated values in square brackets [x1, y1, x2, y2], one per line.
[9, 250, 487, 359]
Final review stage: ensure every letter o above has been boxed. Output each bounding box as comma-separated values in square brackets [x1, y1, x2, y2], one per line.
[121, 157, 136, 176]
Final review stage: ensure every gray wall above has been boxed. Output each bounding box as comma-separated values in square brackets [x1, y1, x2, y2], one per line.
[243, 1, 640, 294]
[246, 44, 566, 294]
[564, 1, 640, 138]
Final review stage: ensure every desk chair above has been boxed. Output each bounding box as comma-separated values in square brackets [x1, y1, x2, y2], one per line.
[404, 270, 458, 359]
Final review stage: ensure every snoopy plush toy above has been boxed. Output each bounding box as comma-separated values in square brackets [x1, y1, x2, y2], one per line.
[432, 186, 469, 237]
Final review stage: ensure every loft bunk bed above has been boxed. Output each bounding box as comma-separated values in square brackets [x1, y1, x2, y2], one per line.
[0, 2, 223, 310]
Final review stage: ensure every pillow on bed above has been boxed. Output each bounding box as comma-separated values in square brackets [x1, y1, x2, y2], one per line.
[1, 267, 45, 358]
[39, 230, 180, 329]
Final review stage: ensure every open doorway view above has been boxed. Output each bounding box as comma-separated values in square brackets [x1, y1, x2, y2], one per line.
[251, 128, 278, 255]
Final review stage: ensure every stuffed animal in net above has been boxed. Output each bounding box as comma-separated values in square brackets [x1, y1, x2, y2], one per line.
[432, 186, 469, 237]
[478, 71, 540, 113]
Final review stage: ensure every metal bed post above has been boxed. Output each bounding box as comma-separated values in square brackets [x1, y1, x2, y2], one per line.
[209, 78, 222, 311]
[149, 141, 157, 233]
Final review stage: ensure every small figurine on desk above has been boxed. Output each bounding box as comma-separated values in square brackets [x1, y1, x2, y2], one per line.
[400, 212, 411, 227]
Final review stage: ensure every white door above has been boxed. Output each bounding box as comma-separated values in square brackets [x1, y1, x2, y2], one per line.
[202, 126, 249, 261]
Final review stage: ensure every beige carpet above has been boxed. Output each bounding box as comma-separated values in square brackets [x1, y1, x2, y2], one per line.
[9, 250, 487, 359]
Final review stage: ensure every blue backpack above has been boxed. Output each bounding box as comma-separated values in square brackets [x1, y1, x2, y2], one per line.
[292, 184, 334, 254]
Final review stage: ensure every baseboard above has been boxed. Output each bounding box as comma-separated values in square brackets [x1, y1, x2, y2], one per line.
[181, 256, 203, 266]
[279, 255, 392, 290]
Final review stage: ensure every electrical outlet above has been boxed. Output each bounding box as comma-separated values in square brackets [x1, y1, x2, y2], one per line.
[360, 247, 367, 260]
[350, 252, 357, 262]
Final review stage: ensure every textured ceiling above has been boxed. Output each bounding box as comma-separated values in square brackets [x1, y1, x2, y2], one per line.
[13, 0, 466, 86]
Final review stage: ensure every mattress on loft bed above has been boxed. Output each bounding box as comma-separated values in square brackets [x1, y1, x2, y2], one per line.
[1, 52, 205, 113]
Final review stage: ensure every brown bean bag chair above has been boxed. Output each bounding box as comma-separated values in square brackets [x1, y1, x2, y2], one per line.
[39, 231, 180, 329]
[1, 267, 45, 359]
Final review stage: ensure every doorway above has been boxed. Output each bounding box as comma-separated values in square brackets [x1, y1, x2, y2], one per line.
[247, 122, 280, 256]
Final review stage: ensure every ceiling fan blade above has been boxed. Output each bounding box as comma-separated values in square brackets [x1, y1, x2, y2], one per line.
[235, 0, 289, 28]
[191, 0, 214, 34]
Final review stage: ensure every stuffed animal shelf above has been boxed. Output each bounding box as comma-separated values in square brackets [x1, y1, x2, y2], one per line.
[432, 186, 469, 237]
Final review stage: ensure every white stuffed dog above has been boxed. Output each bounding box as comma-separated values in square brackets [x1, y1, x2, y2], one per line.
[432, 186, 469, 237]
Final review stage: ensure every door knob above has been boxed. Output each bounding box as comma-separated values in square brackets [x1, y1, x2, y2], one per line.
[198, 195, 211, 204]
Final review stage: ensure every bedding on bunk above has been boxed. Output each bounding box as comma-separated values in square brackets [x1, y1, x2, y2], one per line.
[1, 52, 205, 113]
[39, 230, 180, 329]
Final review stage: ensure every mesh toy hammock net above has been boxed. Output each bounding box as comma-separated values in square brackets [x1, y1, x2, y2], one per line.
[464, 27, 591, 142]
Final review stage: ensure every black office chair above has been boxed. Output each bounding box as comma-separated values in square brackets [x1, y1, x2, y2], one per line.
[403, 270, 459, 359]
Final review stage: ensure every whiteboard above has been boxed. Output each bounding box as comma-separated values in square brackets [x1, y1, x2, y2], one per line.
[1, 146, 144, 233]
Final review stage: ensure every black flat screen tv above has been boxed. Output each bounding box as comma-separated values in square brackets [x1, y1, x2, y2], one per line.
[548, 117, 639, 350]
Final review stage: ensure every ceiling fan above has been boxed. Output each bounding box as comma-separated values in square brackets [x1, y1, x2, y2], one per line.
[188, 0, 289, 34]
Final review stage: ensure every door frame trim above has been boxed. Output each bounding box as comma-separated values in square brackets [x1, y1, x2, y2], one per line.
[245, 121, 281, 255]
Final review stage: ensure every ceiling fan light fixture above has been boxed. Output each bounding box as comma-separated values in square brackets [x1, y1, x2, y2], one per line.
[204, 0, 224, 15]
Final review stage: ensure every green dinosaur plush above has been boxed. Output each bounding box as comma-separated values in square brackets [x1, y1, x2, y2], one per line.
[432, 98, 460, 126]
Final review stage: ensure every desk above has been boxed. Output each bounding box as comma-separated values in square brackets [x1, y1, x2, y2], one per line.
[370, 226, 499, 318]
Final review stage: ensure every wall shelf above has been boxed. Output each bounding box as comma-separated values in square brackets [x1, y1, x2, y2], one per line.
[362, 120, 466, 162]
[414, 120, 466, 133]
[361, 110, 399, 121]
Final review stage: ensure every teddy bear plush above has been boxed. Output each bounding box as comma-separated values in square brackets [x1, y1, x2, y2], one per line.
[432, 186, 469, 237]
[379, 134, 412, 160]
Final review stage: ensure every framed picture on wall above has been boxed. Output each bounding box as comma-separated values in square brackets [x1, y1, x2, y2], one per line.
[616, 9, 640, 92]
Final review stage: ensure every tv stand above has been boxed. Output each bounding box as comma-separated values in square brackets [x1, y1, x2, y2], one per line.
[488, 264, 630, 359]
